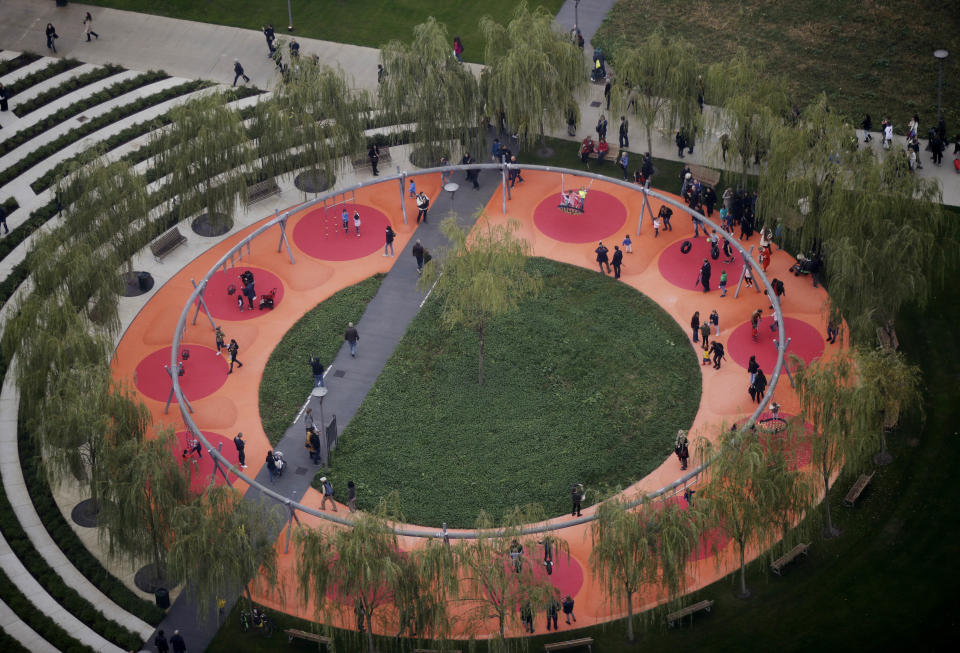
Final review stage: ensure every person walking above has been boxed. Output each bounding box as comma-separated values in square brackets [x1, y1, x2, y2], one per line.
[611, 245, 623, 279]
[748, 355, 759, 385]
[719, 269, 729, 297]
[263, 24, 276, 55]
[618, 150, 630, 180]
[710, 341, 725, 369]
[596, 114, 608, 141]
[233, 432, 246, 469]
[233, 60, 250, 86]
[699, 258, 712, 292]
[345, 322, 359, 357]
[751, 368, 767, 404]
[384, 225, 395, 256]
[453, 36, 464, 63]
[170, 630, 186, 653]
[45, 23, 59, 53]
[412, 239, 425, 274]
[562, 595, 577, 625]
[320, 477, 338, 511]
[595, 242, 611, 274]
[347, 480, 357, 513]
[0, 83, 7, 113]
[508, 155, 524, 186]
[368, 143, 380, 176]
[154, 629, 170, 653]
[266, 450, 279, 483]
[675, 437, 689, 471]
[0, 203, 8, 235]
[571, 483, 584, 517]
[214, 326, 226, 355]
[309, 356, 325, 387]
[547, 597, 560, 631]
[619, 116, 629, 148]
[827, 319, 839, 344]
[675, 130, 686, 157]
[82, 12, 100, 41]
[416, 191, 430, 224]
[691, 311, 700, 343]
[309, 429, 321, 465]
[659, 205, 673, 231]
[353, 210, 361, 237]
[604, 79, 611, 110]
[227, 339, 243, 373]
[699, 321, 711, 350]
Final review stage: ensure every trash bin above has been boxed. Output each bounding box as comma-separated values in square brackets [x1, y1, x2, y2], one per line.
[56, 0, 69, 7]
[155, 588, 170, 609]
[137, 271, 152, 291]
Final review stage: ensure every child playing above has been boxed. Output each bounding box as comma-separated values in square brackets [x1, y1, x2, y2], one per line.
[652, 215, 661, 237]
[408, 179, 416, 198]
[214, 326, 226, 355]
[353, 210, 361, 237]
[719, 270, 728, 297]
[341, 208, 349, 234]
[622, 234, 632, 253]
[702, 348, 712, 366]
[709, 309, 719, 336]
[744, 264, 754, 288]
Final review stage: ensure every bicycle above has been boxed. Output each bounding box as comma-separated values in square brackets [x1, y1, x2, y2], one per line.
[239, 607, 274, 638]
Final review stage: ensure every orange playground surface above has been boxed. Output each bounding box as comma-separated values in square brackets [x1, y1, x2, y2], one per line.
[110, 170, 839, 639]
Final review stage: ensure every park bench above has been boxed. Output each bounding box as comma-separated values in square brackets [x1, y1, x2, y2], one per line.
[771, 542, 809, 576]
[352, 145, 392, 171]
[843, 472, 875, 508]
[246, 177, 281, 206]
[584, 149, 612, 166]
[687, 163, 721, 188]
[413, 649, 461, 653]
[149, 227, 187, 262]
[544, 637, 594, 652]
[666, 599, 714, 627]
[285, 628, 332, 647]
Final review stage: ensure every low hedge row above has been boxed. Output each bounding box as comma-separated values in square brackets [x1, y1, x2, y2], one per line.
[4, 58, 82, 98]
[0, 626, 31, 653]
[13, 63, 125, 118]
[0, 78, 210, 189]
[1, 196, 18, 215]
[0, 53, 42, 78]
[0, 566, 94, 653]
[0, 70, 169, 156]
[0, 433, 146, 651]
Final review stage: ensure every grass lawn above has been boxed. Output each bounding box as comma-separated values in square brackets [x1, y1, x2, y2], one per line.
[314, 257, 700, 528]
[258, 274, 384, 446]
[593, 0, 960, 134]
[86, 0, 565, 64]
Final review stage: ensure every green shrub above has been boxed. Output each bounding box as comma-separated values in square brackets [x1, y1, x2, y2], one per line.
[0, 567, 96, 653]
[13, 63, 125, 117]
[0, 626, 31, 653]
[5, 58, 83, 97]
[0, 53, 42, 77]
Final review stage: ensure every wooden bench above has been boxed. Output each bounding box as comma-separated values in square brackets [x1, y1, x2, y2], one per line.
[149, 227, 187, 262]
[285, 628, 332, 646]
[771, 542, 809, 575]
[544, 637, 594, 652]
[352, 145, 392, 170]
[687, 163, 721, 188]
[666, 599, 714, 627]
[583, 149, 612, 166]
[843, 472, 875, 507]
[246, 177, 281, 206]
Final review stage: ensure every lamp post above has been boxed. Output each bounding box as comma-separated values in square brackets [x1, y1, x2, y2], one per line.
[287, 0, 294, 31]
[311, 385, 328, 470]
[934, 49, 948, 124]
[575, 0, 580, 29]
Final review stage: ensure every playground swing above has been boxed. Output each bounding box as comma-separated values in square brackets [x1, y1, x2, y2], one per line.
[320, 190, 358, 238]
[557, 172, 593, 214]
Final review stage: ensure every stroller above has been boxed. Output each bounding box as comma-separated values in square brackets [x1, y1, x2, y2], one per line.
[790, 253, 822, 277]
[271, 450, 286, 477]
[259, 288, 277, 310]
[591, 48, 606, 82]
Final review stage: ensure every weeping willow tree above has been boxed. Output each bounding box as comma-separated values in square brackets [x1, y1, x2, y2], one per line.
[421, 216, 542, 384]
[793, 349, 921, 537]
[168, 486, 282, 620]
[697, 427, 812, 597]
[707, 49, 790, 185]
[391, 537, 459, 646]
[478, 2, 585, 144]
[97, 428, 192, 588]
[379, 17, 480, 165]
[266, 57, 369, 189]
[589, 497, 700, 641]
[456, 509, 558, 650]
[611, 32, 700, 156]
[759, 96, 945, 345]
[153, 91, 253, 228]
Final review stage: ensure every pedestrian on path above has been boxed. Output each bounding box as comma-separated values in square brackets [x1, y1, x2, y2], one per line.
[289, 38, 300, 58]
[462, 152, 480, 189]
[0, 204, 8, 235]
[710, 341, 725, 369]
[571, 483, 585, 517]
[691, 311, 700, 343]
[233, 60, 250, 86]
[227, 338, 243, 373]
[368, 143, 380, 176]
[619, 116, 629, 148]
[675, 432, 689, 470]
[214, 326, 226, 355]
[562, 595, 577, 625]
[154, 629, 169, 653]
[310, 356, 325, 387]
[675, 130, 686, 158]
[83, 12, 99, 41]
[604, 79, 611, 110]
[622, 233, 632, 253]
[595, 242, 610, 274]
[412, 239, 425, 274]
[416, 191, 430, 223]
[748, 355, 759, 385]
[0, 83, 7, 112]
[611, 245, 623, 279]
[320, 477, 338, 511]
[266, 450, 279, 483]
[345, 322, 359, 357]
[353, 210, 361, 236]
[719, 269, 728, 296]
[304, 407, 315, 433]
[384, 225, 395, 256]
[45, 23, 59, 53]
[347, 480, 357, 512]
[263, 24, 276, 55]
[709, 309, 720, 336]
[170, 630, 187, 653]
[547, 597, 560, 631]
[698, 259, 711, 292]
[309, 429, 321, 465]
[700, 321, 711, 350]
[233, 432, 246, 468]
[409, 179, 416, 198]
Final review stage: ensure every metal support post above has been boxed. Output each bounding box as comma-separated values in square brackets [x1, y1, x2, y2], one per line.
[773, 337, 794, 386]
[283, 502, 303, 554]
[398, 170, 408, 225]
[734, 245, 756, 298]
[163, 364, 193, 415]
[501, 164, 508, 214]
[190, 279, 217, 329]
[210, 442, 234, 488]
[276, 211, 296, 264]
[637, 185, 654, 235]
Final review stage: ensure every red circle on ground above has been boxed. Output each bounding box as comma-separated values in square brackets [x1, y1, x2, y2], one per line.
[134, 346, 228, 403]
[735, 413, 815, 471]
[201, 267, 286, 321]
[173, 431, 234, 494]
[727, 316, 825, 372]
[657, 236, 742, 292]
[293, 204, 392, 261]
[501, 543, 585, 598]
[533, 190, 627, 243]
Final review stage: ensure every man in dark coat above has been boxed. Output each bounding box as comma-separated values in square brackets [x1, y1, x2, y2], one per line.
[611, 245, 623, 279]
[595, 242, 610, 274]
[412, 239, 425, 274]
[344, 322, 359, 357]
[699, 258, 711, 292]
[170, 630, 187, 653]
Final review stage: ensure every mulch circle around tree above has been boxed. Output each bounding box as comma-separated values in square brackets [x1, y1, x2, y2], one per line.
[70, 498, 100, 528]
[121, 271, 154, 297]
[134, 562, 179, 594]
[536, 146, 555, 158]
[294, 170, 335, 194]
[191, 212, 233, 237]
[409, 146, 448, 168]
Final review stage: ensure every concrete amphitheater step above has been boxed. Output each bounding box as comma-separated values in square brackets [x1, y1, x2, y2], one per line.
[0, 597, 59, 653]
[5, 61, 101, 109]
[0, 370, 155, 642]
[0, 57, 51, 87]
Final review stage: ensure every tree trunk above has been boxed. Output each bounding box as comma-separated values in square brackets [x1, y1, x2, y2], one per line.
[645, 124, 653, 160]
[822, 473, 839, 538]
[625, 588, 635, 641]
[477, 321, 485, 385]
[245, 583, 254, 611]
[875, 429, 894, 465]
[366, 613, 375, 653]
[737, 540, 750, 598]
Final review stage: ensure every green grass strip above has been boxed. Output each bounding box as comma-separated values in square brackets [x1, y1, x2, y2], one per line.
[0, 53, 42, 78]
[259, 274, 386, 445]
[13, 63, 125, 118]
[307, 258, 701, 527]
[4, 58, 83, 99]
[0, 567, 96, 653]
